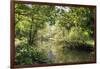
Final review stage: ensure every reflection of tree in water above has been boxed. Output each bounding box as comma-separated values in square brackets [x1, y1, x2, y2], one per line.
[45, 23, 55, 61]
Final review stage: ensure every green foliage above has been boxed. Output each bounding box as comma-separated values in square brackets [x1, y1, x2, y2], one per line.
[15, 43, 50, 65]
[68, 27, 89, 41]
[15, 3, 95, 65]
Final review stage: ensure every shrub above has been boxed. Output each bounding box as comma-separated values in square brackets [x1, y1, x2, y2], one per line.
[63, 41, 93, 53]
[15, 43, 50, 65]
